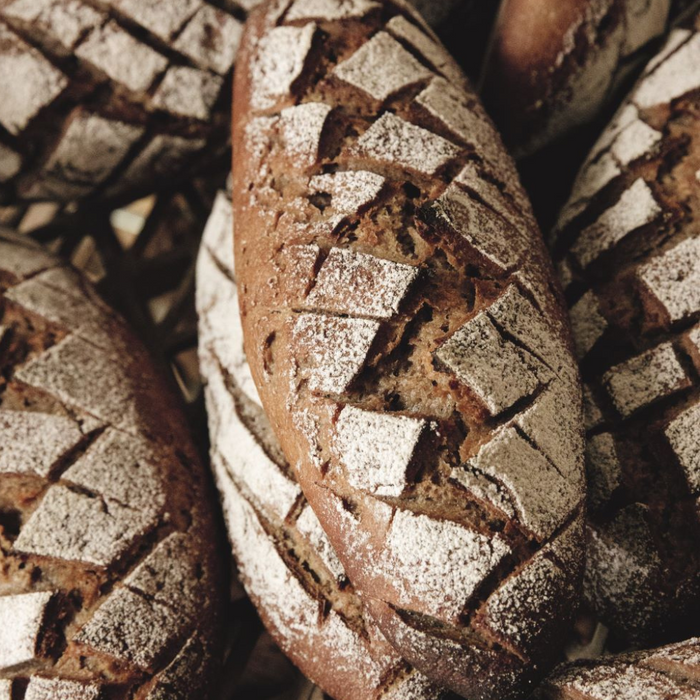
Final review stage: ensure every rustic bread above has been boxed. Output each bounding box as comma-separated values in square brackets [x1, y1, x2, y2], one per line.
[197, 185, 450, 700]
[481, 0, 673, 157]
[534, 637, 700, 699]
[551, 14, 700, 646]
[232, 1, 586, 697]
[0, 229, 224, 698]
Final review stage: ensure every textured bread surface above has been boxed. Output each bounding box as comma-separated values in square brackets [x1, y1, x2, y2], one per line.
[0, 0, 254, 205]
[197, 185, 451, 700]
[551, 14, 700, 646]
[481, 0, 673, 157]
[535, 637, 700, 699]
[232, 1, 586, 697]
[0, 229, 224, 698]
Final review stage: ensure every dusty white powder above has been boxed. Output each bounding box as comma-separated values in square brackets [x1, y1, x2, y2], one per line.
[24, 677, 102, 700]
[570, 290, 608, 359]
[286, 0, 379, 21]
[586, 432, 622, 510]
[111, 0, 201, 41]
[296, 503, 345, 579]
[279, 102, 332, 168]
[665, 403, 700, 495]
[0, 591, 52, 671]
[152, 66, 223, 121]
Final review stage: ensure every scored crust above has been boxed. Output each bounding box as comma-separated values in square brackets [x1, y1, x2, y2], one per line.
[232, 1, 586, 698]
[551, 13, 700, 646]
[534, 637, 700, 699]
[0, 229, 224, 698]
[196, 184, 448, 700]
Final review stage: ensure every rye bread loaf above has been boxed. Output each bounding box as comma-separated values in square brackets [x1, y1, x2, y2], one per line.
[551, 15, 700, 646]
[534, 637, 700, 699]
[0, 229, 224, 698]
[197, 186, 449, 700]
[481, 0, 673, 158]
[232, 1, 586, 697]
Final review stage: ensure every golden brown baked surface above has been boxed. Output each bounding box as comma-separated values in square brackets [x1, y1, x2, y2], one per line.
[0, 229, 224, 699]
[232, 1, 586, 697]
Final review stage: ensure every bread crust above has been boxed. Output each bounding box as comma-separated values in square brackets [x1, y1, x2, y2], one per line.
[481, 0, 672, 157]
[0, 229, 224, 698]
[551, 13, 700, 646]
[232, 1, 586, 697]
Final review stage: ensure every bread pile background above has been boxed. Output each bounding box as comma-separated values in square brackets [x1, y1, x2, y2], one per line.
[0, 0, 699, 699]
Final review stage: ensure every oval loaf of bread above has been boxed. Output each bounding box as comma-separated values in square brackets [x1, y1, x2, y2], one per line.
[481, 0, 672, 157]
[551, 15, 700, 645]
[534, 637, 700, 699]
[0, 229, 224, 698]
[197, 186, 447, 700]
[233, 1, 586, 697]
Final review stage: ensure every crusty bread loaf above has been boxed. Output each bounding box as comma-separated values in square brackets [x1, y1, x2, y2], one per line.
[232, 1, 586, 697]
[0, 0, 250, 205]
[197, 185, 448, 700]
[481, 0, 672, 157]
[0, 229, 224, 698]
[551, 14, 700, 645]
[534, 637, 700, 699]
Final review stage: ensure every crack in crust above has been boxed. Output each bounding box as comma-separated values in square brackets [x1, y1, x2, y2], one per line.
[0, 229, 223, 698]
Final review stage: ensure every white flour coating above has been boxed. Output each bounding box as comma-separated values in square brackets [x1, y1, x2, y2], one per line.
[385, 14, 463, 87]
[292, 312, 380, 394]
[468, 426, 577, 541]
[688, 325, 700, 353]
[643, 638, 700, 668]
[435, 309, 548, 415]
[75, 21, 167, 92]
[307, 170, 386, 232]
[568, 152, 621, 208]
[602, 342, 688, 418]
[0, 680, 10, 700]
[24, 677, 102, 700]
[569, 290, 608, 360]
[75, 585, 187, 670]
[0, 143, 21, 181]
[333, 31, 432, 102]
[174, 4, 242, 75]
[250, 24, 316, 110]
[586, 432, 622, 511]
[279, 102, 332, 168]
[610, 117, 662, 166]
[16, 334, 144, 433]
[23, 112, 144, 201]
[433, 183, 524, 270]
[571, 178, 661, 268]
[296, 504, 345, 579]
[450, 464, 516, 519]
[0, 591, 52, 671]
[0, 238, 57, 279]
[151, 66, 223, 121]
[381, 509, 510, 621]
[349, 112, 460, 176]
[202, 190, 235, 274]
[2, 0, 103, 51]
[665, 403, 700, 495]
[0, 410, 82, 477]
[110, 0, 201, 41]
[0, 24, 67, 135]
[376, 669, 442, 700]
[334, 405, 426, 497]
[14, 484, 160, 567]
[634, 31, 700, 108]
[644, 27, 691, 74]
[61, 428, 166, 514]
[637, 236, 700, 323]
[305, 246, 417, 318]
[286, 0, 379, 21]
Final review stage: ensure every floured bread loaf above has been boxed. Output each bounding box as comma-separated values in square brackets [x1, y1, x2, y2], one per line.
[0, 229, 224, 698]
[535, 637, 700, 699]
[197, 185, 447, 700]
[481, 0, 673, 157]
[232, 1, 586, 697]
[551, 15, 700, 645]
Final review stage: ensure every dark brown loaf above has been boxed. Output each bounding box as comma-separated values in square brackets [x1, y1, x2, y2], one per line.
[0, 229, 224, 698]
[551, 15, 700, 646]
[481, 0, 672, 157]
[232, 1, 586, 697]
[534, 637, 700, 699]
[197, 186, 449, 700]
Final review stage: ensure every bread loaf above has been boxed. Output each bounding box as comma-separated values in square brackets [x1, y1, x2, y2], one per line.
[481, 0, 673, 157]
[535, 637, 700, 699]
[197, 185, 449, 700]
[551, 14, 700, 645]
[232, 1, 586, 697]
[0, 229, 224, 698]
